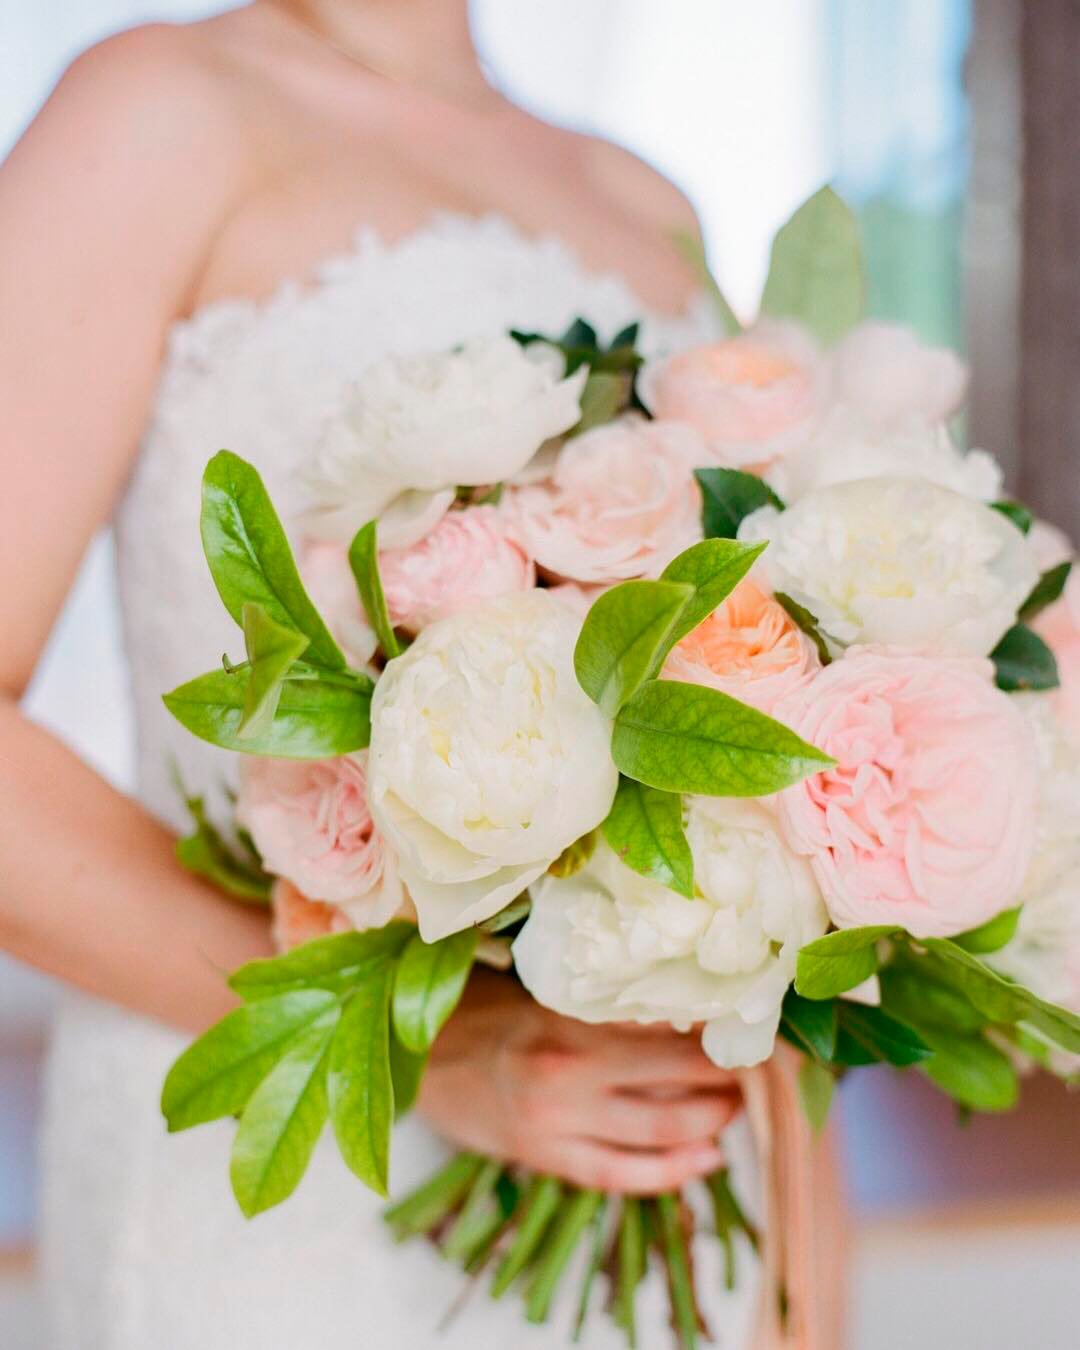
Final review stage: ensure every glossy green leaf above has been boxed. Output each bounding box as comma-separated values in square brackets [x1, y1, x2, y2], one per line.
[838, 1003, 932, 1067]
[694, 467, 784, 540]
[574, 580, 693, 716]
[798, 1059, 836, 1132]
[660, 538, 767, 646]
[602, 777, 693, 898]
[348, 520, 401, 659]
[571, 371, 629, 437]
[780, 989, 839, 1061]
[672, 230, 741, 336]
[392, 929, 477, 1054]
[1019, 561, 1072, 623]
[922, 938, 1080, 1054]
[164, 666, 372, 758]
[389, 1032, 428, 1118]
[992, 500, 1033, 535]
[175, 791, 272, 903]
[878, 965, 986, 1034]
[229, 1007, 339, 1217]
[991, 624, 1059, 692]
[795, 926, 899, 1000]
[328, 962, 395, 1195]
[919, 1028, 1019, 1112]
[759, 186, 864, 344]
[161, 989, 338, 1132]
[611, 678, 834, 797]
[238, 602, 310, 738]
[774, 592, 832, 666]
[954, 907, 1021, 955]
[201, 450, 345, 670]
[229, 924, 414, 1000]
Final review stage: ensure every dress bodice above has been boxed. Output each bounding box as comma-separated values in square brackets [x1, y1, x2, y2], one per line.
[114, 213, 715, 830]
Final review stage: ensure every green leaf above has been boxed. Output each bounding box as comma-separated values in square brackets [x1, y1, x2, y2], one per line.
[992, 500, 1033, 535]
[201, 450, 345, 670]
[392, 929, 477, 1054]
[327, 962, 395, 1196]
[991, 624, 1059, 692]
[348, 520, 401, 659]
[477, 894, 534, 932]
[838, 1003, 933, 1067]
[238, 602, 310, 738]
[574, 580, 693, 716]
[229, 1006, 339, 1217]
[795, 926, 899, 1000]
[164, 666, 372, 758]
[389, 1032, 427, 1118]
[602, 777, 693, 898]
[780, 990, 839, 1061]
[919, 1028, 1019, 1112]
[954, 907, 1022, 955]
[548, 832, 598, 880]
[161, 989, 338, 1132]
[571, 370, 629, 437]
[1019, 561, 1072, 624]
[672, 230, 741, 336]
[878, 965, 987, 1034]
[660, 538, 767, 646]
[774, 592, 832, 666]
[694, 467, 784, 540]
[759, 186, 864, 344]
[175, 791, 272, 903]
[922, 938, 1080, 1055]
[229, 924, 414, 1000]
[798, 1059, 836, 1132]
[611, 678, 834, 797]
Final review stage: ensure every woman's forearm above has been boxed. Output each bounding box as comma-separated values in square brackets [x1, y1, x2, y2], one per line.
[0, 694, 272, 1032]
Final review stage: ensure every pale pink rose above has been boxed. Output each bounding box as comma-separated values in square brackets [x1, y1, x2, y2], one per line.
[270, 878, 350, 953]
[1033, 568, 1080, 744]
[238, 753, 403, 930]
[506, 416, 703, 584]
[637, 323, 823, 470]
[663, 578, 819, 714]
[300, 542, 377, 669]
[830, 322, 968, 429]
[773, 651, 1038, 938]
[378, 505, 534, 634]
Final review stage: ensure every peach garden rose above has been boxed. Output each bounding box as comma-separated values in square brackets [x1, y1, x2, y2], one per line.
[662, 577, 819, 715]
[637, 322, 824, 471]
[772, 651, 1038, 938]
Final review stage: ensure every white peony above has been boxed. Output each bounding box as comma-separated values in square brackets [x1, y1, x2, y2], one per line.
[367, 590, 618, 940]
[739, 476, 1038, 657]
[300, 337, 586, 547]
[828, 321, 968, 431]
[513, 798, 828, 1069]
[767, 414, 1002, 505]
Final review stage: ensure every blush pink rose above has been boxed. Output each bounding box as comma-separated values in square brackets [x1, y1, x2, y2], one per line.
[1033, 567, 1080, 744]
[506, 416, 703, 584]
[378, 504, 535, 634]
[830, 322, 968, 430]
[238, 753, 403, 930]
[637, 323, 823, 470]
[773, 651, 1038, 937]
[663, 578, 819, 714]
[300, 542, 377, 669]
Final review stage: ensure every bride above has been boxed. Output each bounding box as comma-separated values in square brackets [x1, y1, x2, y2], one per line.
[0, 2, 844, 1345]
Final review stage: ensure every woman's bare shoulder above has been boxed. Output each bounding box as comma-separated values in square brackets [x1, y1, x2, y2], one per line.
[577, 133, 702, 243]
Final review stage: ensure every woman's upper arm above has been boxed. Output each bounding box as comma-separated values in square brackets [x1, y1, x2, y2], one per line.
[0, 26, 249, 696]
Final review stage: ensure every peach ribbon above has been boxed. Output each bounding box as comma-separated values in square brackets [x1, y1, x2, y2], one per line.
[737, 1044, 849, 1349]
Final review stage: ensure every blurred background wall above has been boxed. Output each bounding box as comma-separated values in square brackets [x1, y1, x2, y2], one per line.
[1, 2, 1077, 1345]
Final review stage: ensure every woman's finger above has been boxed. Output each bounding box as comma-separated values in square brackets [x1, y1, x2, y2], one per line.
[547, 1138, 727, 1195]
[588, 1033, 737, 1089]
[575, 1088, 740, 1149]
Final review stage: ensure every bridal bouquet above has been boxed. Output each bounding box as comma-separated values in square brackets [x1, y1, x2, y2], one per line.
[160, 188, 1080, 1348]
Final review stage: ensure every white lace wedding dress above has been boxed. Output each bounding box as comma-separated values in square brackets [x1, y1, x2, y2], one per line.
[39, 215, 760, 1349]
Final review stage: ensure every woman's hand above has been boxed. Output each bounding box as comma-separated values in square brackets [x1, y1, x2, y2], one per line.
[418, 969, 741, 1194]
